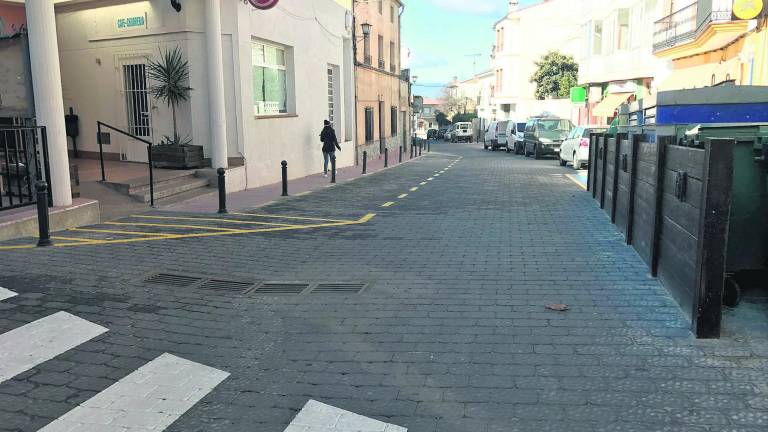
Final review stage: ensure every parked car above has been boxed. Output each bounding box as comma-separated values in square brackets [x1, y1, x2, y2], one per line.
[559, 126, 606, 169]
[513, 122, 527, 154]
[523, 118, 574, 159]
[444, 125, 455, 141]
[483, 121, 498, 150]
[484, 120, 511, 150]
[437, 128, 448, 139]
[503, 121, 524, 153]
[427, 129, 438, 139]
[451, 122, 473, 143]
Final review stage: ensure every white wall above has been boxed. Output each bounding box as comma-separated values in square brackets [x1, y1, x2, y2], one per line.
[233, 0, 354, 188]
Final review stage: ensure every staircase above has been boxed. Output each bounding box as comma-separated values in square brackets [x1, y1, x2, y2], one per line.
[103, 170, 212, 203]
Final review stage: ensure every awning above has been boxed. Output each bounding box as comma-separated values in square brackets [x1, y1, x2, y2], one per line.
[591, 93, 632, 117]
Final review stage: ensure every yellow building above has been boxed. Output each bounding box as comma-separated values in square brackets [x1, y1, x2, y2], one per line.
[353, 0, 410, 163]
[653, 0, 767, 90]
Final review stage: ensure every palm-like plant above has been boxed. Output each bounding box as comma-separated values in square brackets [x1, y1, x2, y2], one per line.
[147, 47, 192, 145]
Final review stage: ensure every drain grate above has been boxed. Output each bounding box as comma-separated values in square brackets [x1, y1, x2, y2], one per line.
[311, 282, 368, 294]
[144, 273, 203, 287]
[198, 279, 255, 294]
[252, 282, 310, 295]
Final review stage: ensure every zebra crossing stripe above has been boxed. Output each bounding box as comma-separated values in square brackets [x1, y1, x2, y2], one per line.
[0, 312, 107, 384]
[38, 353, 229, 432]
[0, 287, 16, 302]
[284, 400, 407, 432]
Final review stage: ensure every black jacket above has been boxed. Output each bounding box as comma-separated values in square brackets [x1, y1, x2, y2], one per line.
[320, 126, 341, 153]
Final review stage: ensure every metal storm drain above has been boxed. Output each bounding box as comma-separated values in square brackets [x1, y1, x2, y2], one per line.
[252, 282, 311, 295]
[198, 279, 256, 294]
[310, 282, 368, 294]
[144, 273, 203, 287]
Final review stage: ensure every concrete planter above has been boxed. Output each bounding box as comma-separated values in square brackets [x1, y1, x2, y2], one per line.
[151, 145, 204, 169]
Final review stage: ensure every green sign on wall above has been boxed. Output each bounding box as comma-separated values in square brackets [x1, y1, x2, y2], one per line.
[570, 86, 586, 103]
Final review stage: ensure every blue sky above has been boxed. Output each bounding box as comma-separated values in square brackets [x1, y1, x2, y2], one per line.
[402, 0, 540, 98]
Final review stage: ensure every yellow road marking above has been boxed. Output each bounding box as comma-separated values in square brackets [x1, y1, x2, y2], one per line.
[382, 202, 395, 207]
[104, 222, 241, 232]
[231, 213, 351, 223]
[410, 187, 419, 192]
[398, 194, 408, 199]
[427, 178, 434, 181]
[72, 228, 172, 237]
[295, 191, 312, 196]
[565, 174, 588, 191]
[51, 236, 96, 243]
[420, 182, 427, 186]
[0, 213, 377, 250]
[129, 214, 301, 228]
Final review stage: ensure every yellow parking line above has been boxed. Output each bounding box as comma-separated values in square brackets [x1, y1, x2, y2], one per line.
[427, 178, 434, 181]
[51, 236, 96, 243]
[382, 202, 395, 207]
[410, 187, 419, 192]
[72, 228, 172, 237]
[420, 182, 427, 186]
[295, 191, 312, 196]
[104, 222, 241, 232]
[129, 214, 301, 228]
[565, 174, 588, 191]
[231, 213, 351, 223]
[398, 194, 408, 199]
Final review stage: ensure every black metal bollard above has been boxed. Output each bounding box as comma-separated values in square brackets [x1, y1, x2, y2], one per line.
[217, 168, 227, 214]
[331, 156, 337, 184]
[399, 146, 403, 163]
[428, 140, 431, 153]
[384, 147, 389, 167]
[362, 151, 367, 174]
[410, 144, 414, 158]
[35, 181, 52, 247]
[419, 143, 423, 156]
[281, 160, 288, 196]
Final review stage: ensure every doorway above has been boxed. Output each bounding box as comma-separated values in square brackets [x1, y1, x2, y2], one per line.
[120, 62, 153, 162]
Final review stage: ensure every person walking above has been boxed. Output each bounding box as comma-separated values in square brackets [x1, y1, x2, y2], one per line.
[320, 120, 341, 177]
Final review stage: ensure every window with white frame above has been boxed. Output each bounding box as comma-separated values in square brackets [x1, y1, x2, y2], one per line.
[252, 41, 289, 115]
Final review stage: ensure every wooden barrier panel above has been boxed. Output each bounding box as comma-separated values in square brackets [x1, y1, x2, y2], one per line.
[603, 137, 617, 214]
[614, 135, 632, 236]
[630, 137, 658, 267]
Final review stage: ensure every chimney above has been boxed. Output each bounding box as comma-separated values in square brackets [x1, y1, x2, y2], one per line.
[509, 0, 519, 13]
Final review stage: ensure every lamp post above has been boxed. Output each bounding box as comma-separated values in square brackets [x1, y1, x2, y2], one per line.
[411, 75, 418, 144]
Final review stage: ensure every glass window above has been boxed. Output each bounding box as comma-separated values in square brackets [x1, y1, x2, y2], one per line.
[593, 21, 603, 55]
[252, 42, 288, 115]
[365, 107, 374, 141]
[617, 9, 630, 51]
[391, 106, 397, 136]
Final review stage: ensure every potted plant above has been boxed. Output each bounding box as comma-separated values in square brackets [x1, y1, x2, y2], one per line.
[147, 47, 204, 168]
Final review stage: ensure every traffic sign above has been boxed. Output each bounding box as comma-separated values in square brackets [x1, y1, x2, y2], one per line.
[248, 0, 279, 10]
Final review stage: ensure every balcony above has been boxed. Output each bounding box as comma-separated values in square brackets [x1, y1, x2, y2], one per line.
[364, 55, 372, 66]
[378, 59, 386, 69]
[390, 64, 397, 74]
[653, 1, 736, 53]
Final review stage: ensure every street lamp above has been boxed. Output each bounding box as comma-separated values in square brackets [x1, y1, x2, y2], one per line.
[361, 22, 372, 37]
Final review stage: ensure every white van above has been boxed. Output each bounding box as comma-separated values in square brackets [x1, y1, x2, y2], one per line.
[451, 122, 473, 143]
[483, 120, 509, 151]
[503, 121, 524, 153]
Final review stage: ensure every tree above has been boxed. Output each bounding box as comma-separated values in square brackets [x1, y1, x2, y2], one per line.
[530, 51, 579, 100]
[436, 111, 452, 127]
[148, 47, 193, 145]
[452, 112, 477, 123]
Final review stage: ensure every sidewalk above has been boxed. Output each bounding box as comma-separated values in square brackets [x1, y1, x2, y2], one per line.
[164, 146, 428, 213]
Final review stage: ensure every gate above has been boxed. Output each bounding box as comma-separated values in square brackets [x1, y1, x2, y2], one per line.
[0, 125, 52, 211]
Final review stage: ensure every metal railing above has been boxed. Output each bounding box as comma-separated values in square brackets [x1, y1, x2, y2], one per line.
[97, 121, 156, 207]
[0, 125, 52, 211]
[364, 55, 372, 65]
[378, 59, 386, 69]
[653, 2, 735, 52]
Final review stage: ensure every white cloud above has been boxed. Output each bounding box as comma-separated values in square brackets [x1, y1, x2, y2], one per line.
[427, 0, 505, 15]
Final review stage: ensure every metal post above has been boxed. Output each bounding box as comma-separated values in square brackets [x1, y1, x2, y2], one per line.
[281, 160, 288, 196]
[399, 146, 403, 163]
[35, 181, 52, 247]
[384, 147, 389, 168]
[362, 151, 367, 174]
[428, 139, 431, 152]
[97, 122, 106, 182]
[419, 142, 422, 156]
[147, 145, 155, 207]
[410, 143, 414, 158]
[217, 168, 227, 214]
[331, 156, 337, 184]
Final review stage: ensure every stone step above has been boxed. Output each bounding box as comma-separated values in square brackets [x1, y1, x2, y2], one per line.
[102, 170, 198, 195]
[129, 176, 210, 203]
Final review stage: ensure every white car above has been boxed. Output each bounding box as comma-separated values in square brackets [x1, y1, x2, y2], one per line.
[451, 122, 473, 143]
[483, 120, 509, 150]
[444, 125, 455, 141]
[559, 126, 605, 169]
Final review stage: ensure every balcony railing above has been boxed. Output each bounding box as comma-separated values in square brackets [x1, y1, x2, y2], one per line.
[378, 59, 386, 69]
[653, 1, 735, 52]
[364, 55, 372, 66]
[390, 64, 397, 73]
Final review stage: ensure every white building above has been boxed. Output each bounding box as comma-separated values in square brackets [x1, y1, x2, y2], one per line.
[491, 0, 584, 122]
[577, 0, 664, 124]
[2, 0, 355, 208]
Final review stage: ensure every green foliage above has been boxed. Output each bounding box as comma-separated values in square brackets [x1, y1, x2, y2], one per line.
[148, 47, 193, 145]
[530, 51, 579, 100]
[436, 111, 452, 127]
[452, 112, 477, 123]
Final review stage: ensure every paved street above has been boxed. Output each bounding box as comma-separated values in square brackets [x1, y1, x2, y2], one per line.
[1, 141, 767, 432]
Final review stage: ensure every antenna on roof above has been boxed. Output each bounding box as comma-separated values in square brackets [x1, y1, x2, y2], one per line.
[464, 53, 482, 75]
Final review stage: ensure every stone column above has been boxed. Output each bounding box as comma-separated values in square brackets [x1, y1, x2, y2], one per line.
[25, 0, 72, 206]
[205, 0, 228, 169]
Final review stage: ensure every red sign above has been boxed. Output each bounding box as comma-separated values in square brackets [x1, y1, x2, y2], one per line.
[248, 0, 279, 9]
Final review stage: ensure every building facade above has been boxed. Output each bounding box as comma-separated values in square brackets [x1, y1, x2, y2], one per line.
[577, 0, 665, 125]
[414, 97, 441, 138]
[353, 0, 409, 163]
[1, 0, 355, 207]
[652, 0, 768, 91]
[490, 0, 584, 122]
